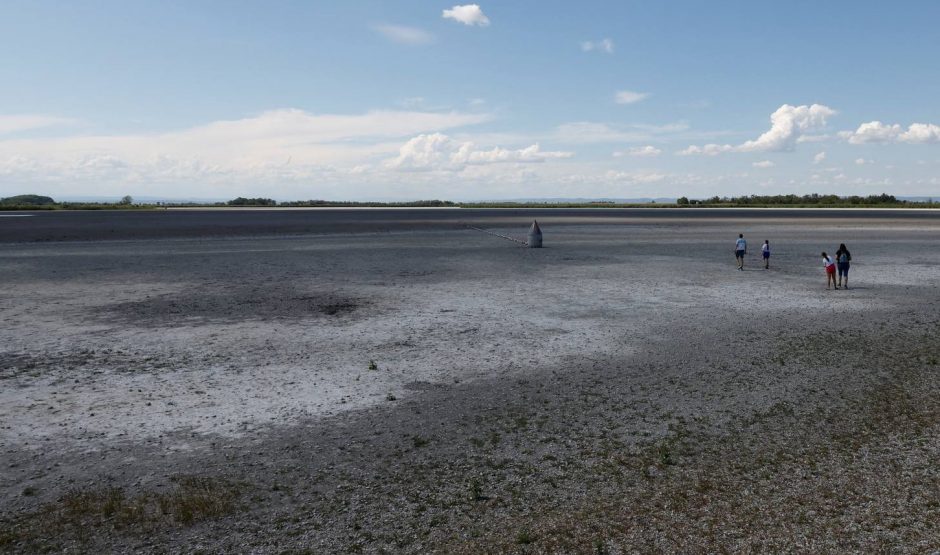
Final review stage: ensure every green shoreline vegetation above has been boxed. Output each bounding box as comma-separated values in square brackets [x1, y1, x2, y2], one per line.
[1, 193, 937, 210]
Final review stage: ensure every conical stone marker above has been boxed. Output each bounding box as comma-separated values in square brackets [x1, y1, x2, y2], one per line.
[527, 220, 543, 248]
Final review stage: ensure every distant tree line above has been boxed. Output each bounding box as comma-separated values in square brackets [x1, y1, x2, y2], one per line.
[676, 193, 905, 206]
[1, 192, 936, 211]
[224, 198, 456, 207]
[278, 199, 456, 207]
[226, 197, 277, 206]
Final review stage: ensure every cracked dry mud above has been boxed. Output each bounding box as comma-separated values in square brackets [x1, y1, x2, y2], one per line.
[2, 212, 940, 553]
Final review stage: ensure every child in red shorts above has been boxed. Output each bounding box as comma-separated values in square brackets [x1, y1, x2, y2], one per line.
[822, 252, 836, 289]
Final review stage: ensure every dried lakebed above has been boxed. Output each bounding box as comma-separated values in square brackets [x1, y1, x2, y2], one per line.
[2, 212, 940, 552]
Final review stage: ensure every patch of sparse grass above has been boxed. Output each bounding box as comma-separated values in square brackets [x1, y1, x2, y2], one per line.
[488, 431, 501, 446]
[516, 530, 536, 545]
[411, 435, 429, 448]
[0, 475, 246, 550]
[368, 360, 378, 370]
[468, 478, 488, 502]
[657, 443, 675, 466]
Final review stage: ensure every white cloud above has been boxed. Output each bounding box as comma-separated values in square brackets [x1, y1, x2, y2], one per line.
[0, 114, 77, 135]
[677, 144, 734, 156]
[602, 170, 667, 183]
[855, 158, 871, 165]
[813, 151, 827, 164]
[614, 145, 662, 157]
[615, 90, 650, 105]
[372, 24, 434, 45]
[0, 109, 494, 194]
[581, 38, 614, 53]
[681, 103, 836, 155]
[901, 123, 940, 143]
[842, 121, 940, 144]
[559, 170, 669, 187]
[752, 160, 775, 168]
[843, 121, 902, 144]
[736, 104, 835, 152]
[796, 134, 829, 143]
[386, 133, 572, 171]
[442, 4, 490, 26]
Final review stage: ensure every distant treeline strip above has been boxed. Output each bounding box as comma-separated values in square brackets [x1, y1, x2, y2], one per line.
[2, 193, 938, 210]
[675, 193, 920, 206]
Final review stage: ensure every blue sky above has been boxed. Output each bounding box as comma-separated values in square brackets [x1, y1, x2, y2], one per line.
[2, 1, 939, 200]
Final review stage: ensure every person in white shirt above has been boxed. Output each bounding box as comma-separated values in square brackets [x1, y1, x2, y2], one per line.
[761, 240, 770, 269]
[734, 234, 747, 270]
[822, 252, 837, 289]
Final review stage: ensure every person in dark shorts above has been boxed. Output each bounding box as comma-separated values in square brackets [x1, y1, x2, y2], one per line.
[734, 234, 747, 270]
[761, 239, 770, 269]
[835, 243, 851, 289]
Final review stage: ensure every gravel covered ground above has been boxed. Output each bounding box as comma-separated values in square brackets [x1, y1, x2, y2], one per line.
[2, 209, 940, 553]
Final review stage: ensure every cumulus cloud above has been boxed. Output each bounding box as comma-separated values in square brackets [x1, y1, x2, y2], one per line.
[680, 104, 836, 155]
[842, 121, 940, 144]
[855, 158, 871, 165]
[615, 90, 650, 105]
[373, 24, 435, 45]
[0, 114, 77, 135]
[752, 160, 775, 168]
[813, 151, 827, 164]
[581, 38, 614, 53]
[613, 146, 662, 157]
[386, 133, 571, 171]
[442, 4, 490, 26]
[901, 123, 940, 143]
[842, 121, 901, 144]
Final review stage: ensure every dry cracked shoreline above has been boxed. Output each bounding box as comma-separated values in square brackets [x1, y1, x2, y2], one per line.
[2, 214, 940, 553]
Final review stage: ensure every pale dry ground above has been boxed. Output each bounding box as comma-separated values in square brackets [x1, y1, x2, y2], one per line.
[1, 215, 940, 553]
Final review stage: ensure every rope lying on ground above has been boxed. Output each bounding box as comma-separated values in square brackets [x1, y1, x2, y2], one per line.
[465, 225, 528, 246]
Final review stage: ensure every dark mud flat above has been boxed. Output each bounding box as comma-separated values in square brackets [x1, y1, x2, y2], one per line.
[3, 207, 940, 243]
[98, 288, 367, 328]
[1, 213, 940, 553]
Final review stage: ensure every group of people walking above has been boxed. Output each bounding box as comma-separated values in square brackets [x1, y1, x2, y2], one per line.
[734, 234, 852, 289]
[734, 234, 772, 270]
